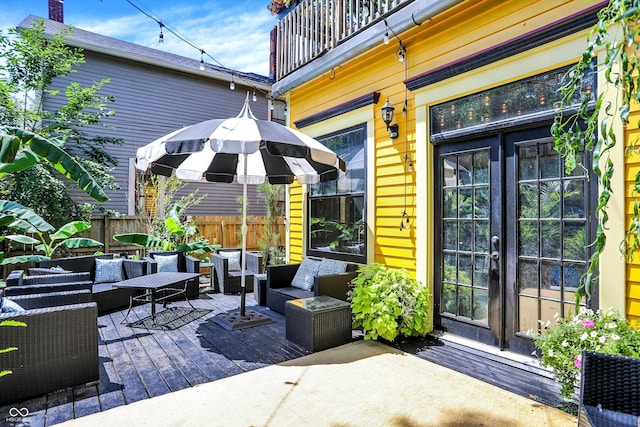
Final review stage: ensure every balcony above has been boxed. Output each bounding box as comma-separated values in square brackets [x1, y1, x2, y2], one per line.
[272, 0, 413, 81]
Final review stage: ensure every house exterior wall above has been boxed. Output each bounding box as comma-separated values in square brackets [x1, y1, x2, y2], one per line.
[282, 0, 639, 322]
[626, 98, 640, 322]
[42, 38, 271, 218]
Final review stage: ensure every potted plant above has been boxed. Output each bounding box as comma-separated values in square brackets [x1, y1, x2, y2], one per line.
[533, 307, 640, 401]
[348, 263, 431, 342]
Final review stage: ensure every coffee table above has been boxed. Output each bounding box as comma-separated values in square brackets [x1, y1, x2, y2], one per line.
[115, 272, 201, 324]
[254, 273, 267, 306]
[285, 296, 352, 352]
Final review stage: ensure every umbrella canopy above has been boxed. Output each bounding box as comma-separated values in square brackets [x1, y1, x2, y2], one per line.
[136, 98, 344, 184]
[136, 94, 345, 323]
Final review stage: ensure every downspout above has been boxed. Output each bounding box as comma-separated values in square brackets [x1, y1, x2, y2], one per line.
[271, 0, 465, 97]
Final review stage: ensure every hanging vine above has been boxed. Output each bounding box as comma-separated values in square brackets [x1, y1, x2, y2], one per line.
[551, 0, 640, 307]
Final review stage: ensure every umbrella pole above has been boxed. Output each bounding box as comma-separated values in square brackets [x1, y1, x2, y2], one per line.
[240, 153, 248, 317]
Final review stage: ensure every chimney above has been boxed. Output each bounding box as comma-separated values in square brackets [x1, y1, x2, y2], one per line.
[48, 0, 64, 23]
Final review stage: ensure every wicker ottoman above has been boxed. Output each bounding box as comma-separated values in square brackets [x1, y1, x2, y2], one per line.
[285, 296, 352, 352]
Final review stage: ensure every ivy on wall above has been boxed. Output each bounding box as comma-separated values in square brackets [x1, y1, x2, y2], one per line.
[551, 0, 640, 307]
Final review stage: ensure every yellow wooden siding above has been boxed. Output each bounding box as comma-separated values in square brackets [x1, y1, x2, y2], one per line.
[286, 0, 598, 276]
[626, 100, 640, 322]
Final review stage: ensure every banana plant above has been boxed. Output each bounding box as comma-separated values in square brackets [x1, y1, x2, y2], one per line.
[113, 203, 219, 254]
[0, 127, 108, 203]
[0, 200, 103, 265]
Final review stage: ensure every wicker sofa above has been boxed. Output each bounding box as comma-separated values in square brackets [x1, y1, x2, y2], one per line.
[0, 289, 99, 405]
[210, 249, 263, 294]
[578, 351, 640, 426]
[266, 257, 360, 314]
[6, 254, 153, 314]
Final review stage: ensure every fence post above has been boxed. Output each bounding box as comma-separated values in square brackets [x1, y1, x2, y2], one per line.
[104, 216, 110, 254]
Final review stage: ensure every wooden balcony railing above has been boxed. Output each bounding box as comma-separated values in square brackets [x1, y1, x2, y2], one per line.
[273, 0, 412, 80]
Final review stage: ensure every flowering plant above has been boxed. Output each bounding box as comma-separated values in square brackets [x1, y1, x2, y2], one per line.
[534, 307, 640, 400]
[268, 0, 292, 15]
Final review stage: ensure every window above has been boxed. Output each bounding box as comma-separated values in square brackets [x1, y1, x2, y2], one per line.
[307, 124, 366, 262]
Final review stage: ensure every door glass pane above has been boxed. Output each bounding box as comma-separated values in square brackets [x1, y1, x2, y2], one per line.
[475, 220, 489, 252]
[439, 148, 490, 325]
[443, 220, 457, 250]
[519, 221, 538, 257]
[459, 221, 473, 252]
[474, 288, 489, 322]
[516, 140, 589, 335]
[443, 189, 457, 217]
[473, 151, 489, 184]
[475, 187, 489, 218]
[458, 286, 472, 318]
[519, 183, 538, 218]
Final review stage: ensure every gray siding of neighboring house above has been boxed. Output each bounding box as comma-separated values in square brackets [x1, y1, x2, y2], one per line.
[43, 50, 271, 217]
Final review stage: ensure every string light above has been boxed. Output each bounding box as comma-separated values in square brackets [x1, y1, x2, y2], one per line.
[125, 0, 270, 97]
[383, 29, 389, 45]
[252, 87, 257, 102]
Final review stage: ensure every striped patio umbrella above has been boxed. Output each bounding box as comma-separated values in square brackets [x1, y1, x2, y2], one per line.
[135, 94, 345, 325]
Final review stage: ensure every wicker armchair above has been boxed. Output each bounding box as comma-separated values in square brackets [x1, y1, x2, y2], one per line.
[0, 290, 98, 405]
[578, 351, 640, 426]
[147, 251, 201, 298]
[210, 249, 263, 294]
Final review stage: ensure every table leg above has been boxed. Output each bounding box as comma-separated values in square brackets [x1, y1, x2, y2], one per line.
[151, 289, 157, 325]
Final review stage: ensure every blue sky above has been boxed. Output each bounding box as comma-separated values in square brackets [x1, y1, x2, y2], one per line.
[1, 0, 277, 76]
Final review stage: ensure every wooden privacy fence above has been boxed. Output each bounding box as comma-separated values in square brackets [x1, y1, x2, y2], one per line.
[3, 215, 286, 262]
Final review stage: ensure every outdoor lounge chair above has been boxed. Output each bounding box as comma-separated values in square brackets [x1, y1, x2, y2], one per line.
[578, 351, 640, 426]
[146, 251, 201, 298]
[0, 289, 99, 405]
[266, 257, 359, 314]
[210, 248, 263, 294]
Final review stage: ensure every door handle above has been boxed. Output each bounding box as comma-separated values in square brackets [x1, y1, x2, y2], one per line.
[490, 251, 500, 260]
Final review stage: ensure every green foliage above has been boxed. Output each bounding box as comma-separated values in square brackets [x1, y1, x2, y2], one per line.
[551, 0, 640, 305]
[0, 19, 119, 225]
[257, 183, 285, 267]
[0, 199, 102, 264]
[0, 319, 27, 378]
[348, 263, 431, 341]
[534, 307, 640, 400]
[114, 203, 219, 255]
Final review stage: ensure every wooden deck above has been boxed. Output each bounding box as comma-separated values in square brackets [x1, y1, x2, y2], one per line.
[0, 291, 570, 426]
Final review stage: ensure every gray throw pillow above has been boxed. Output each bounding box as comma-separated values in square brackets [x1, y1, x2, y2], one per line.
[219, 251, 242, 271]
[95, 258, 124, 283]
[317, 258, 348, 276]
[155, 254, 179, 273]
[291, 258, 321, 291]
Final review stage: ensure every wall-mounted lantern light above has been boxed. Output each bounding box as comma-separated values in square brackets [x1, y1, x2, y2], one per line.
[381, 97, 399, 139]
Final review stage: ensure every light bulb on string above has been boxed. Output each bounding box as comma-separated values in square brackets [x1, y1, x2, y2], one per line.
[230, 74, 235, 91]
[158, 22, 164, 43]
[383, 30, 389, 45]
[252, 88, 257, 102]
[199, 50, 205, 71]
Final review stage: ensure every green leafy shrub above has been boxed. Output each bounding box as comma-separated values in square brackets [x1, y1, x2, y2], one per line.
[534, 307, 640, 400]
[348, 263, 431, 341]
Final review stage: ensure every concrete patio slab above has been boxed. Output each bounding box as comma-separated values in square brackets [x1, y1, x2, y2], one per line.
[59, 340, 576, 426]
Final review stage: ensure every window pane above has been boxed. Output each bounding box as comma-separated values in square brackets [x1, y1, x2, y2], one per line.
[474, 220, 489, 253]
[541, 221, 561, 258]
[309, 125, 366, 261]
[519, 183, 538, 218]
[519, 259, 538, 296]
[519, 221, 538, 257]
[459, 221, 473, 252]
[443, 220, 457, 250]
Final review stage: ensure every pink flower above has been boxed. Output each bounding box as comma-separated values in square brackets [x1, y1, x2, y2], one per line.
[583, 320, 595, 328]
[574, 355, 582, 368]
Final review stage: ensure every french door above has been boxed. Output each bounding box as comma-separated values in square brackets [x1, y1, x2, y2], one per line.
[434, 125, 593, 355]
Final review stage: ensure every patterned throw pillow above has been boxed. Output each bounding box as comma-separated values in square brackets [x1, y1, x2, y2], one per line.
[291, 257, 321, 291]
[94, 258, 124, 283]
[155, 254, 179, 273]
[219, 251, 242, 271]
[317, 258, 348, 276]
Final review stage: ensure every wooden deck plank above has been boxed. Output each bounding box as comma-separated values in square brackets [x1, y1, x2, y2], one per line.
[0, 292, 570, 426]
[98, 308, 150, 405]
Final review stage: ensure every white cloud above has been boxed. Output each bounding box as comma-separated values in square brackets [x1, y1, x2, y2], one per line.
[70, 1, 274, 76]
